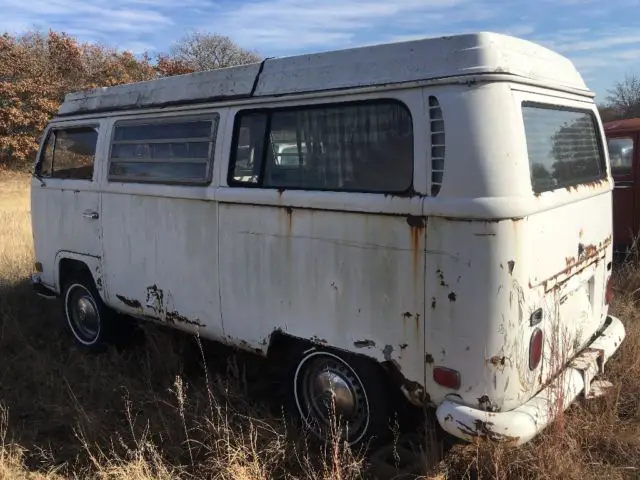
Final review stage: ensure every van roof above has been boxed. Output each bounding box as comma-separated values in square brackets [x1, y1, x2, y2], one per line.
[57, 31, 590, 117]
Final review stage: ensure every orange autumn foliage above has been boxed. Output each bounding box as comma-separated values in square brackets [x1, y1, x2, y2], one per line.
[0, 31, 179, 169]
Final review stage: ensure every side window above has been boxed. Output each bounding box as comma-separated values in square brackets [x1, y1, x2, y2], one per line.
[38, 132, 56, 177]
[229, 100, 414, 194]
[230, 115, 267, 184]
[607, 137, 634, 176]
[108, 115, 219, 185]
[37, 127, 98, 180]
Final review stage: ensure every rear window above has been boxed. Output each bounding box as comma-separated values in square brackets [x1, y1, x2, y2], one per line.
[522, 103, 605, 193]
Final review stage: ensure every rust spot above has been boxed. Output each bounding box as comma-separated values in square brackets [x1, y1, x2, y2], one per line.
[406, 215, 426, 228]
[311, 336, 328, 345]
[431, 298, 436, 309]
[488, 355, 506, 366]
[407, 216, 426, 274]
[382, 345, 394, 361]
[403, 311, 413, 319]
[399, 343, 408, 350]
[436, 269, 449, 287]
[165, 310, 205, 327]
[354, 339, 376, 348]
[383, 360, 428, 406]
[456, 420, 520, 444]
[285, 206, 293, 234]
[478, 395, 493, 410]
[448, 292, 457, 302]
[145, 285, 164, 314]
[507, 261, 515, 275]
[425, 353, 434, 364]
[116, 295, 141, 309]
[538, 235, 612, 292]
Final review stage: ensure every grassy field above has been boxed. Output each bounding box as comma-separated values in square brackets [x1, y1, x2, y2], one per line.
[0, 171, 638, 479]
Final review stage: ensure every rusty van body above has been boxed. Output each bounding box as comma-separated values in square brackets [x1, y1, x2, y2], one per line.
[30, 32, 626, 448]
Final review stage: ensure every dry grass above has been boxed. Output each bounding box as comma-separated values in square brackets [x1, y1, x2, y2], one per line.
[0, 171, 638, 479]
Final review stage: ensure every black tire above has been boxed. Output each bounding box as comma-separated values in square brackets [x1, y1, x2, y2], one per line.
[61, 271, 116, 351]
[283, 343, 393, 450]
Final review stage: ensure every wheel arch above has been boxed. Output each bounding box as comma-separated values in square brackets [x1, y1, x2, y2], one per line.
[56, 252, 105, 301]
[266, 329, 426, 408]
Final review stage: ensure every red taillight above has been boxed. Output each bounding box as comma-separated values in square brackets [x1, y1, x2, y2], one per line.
[433, 366, 461, 390]
[605, 276, 614, 305]
[529, 328, 543, 371]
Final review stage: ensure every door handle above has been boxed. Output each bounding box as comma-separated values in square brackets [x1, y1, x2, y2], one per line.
[82, 210, 99, 219]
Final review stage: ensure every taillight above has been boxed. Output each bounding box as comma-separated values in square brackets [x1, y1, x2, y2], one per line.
[529, 328, 543, 370]
[605, 276, 614, 305]
[433, 366, 461, 390]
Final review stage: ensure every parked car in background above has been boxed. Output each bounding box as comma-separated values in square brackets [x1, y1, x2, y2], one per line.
[30, 32, 625, 449]
[604, 118, 640, 254]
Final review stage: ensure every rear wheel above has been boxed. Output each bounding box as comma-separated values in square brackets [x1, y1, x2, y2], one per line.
[62, 272, 115, 350]
[285, 344, 393, 449]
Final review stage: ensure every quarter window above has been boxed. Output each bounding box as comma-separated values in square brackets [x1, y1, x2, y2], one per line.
[108, 116, 219, 184]
[606, 137, 634, 176]
[37, 126, 98, 180]
[229, 100, 414, 193]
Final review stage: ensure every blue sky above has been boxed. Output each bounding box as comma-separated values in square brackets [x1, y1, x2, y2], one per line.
[2, 0, 639, 102]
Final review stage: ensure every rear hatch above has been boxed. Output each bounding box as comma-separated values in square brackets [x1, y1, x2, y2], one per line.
[520, 98, 612, 385]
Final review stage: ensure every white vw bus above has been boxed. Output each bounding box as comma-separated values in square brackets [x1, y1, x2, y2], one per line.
[30, 32, 626, 448]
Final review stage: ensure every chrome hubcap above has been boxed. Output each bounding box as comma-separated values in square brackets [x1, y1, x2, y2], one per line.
[68, 287, 100, 341]
[313, 370, 356, 417]
[297, 354, 369, 443]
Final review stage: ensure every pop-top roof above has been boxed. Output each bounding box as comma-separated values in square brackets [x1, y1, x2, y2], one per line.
[57, 32, 590, 117]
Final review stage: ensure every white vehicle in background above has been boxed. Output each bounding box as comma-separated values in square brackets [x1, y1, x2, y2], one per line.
[30, 32, 625, 448]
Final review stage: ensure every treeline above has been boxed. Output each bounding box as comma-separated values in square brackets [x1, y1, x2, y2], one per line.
[0, 30, 260, 169]
[598, 74, 640, 123]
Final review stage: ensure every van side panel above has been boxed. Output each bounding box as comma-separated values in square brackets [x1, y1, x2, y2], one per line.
[217, 190, 427, 392]
[100, 190, 224, 339]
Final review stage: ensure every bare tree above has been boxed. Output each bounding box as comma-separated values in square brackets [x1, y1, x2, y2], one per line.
[169, 32, 261, 71]
[606, 74, 640, 119]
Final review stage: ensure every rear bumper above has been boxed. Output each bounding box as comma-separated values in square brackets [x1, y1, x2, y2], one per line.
[435, 315, 626, 445]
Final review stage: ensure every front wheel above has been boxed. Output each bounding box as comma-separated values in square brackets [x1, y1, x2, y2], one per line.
[62, 273, 115, 350]
[289, 346, 392, 449]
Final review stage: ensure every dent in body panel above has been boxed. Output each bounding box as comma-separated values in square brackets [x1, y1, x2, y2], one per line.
[218, 201, 427, 388]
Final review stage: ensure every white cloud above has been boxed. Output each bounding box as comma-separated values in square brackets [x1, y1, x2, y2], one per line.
[0, 0, 176, 38]
[201, 0, 476, 51]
